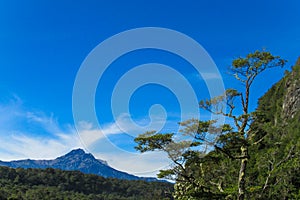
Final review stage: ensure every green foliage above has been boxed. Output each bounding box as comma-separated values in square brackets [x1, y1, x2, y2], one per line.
[0, 166, 174, 199]
[134, 51, 300, 200]
[231, 50, 286, 84]
[246, 58, 300, 199]
[134, 131, 174, 153]
[135, 119, 239, 199]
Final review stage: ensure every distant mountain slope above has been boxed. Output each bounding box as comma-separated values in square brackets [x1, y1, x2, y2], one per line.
[0, 149, 157, 181]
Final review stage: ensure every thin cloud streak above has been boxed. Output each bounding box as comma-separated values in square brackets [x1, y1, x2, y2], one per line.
[0, 97, 175, 177]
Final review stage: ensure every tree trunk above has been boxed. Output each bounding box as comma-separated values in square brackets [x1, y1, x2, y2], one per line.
[238, 145, 248, 200]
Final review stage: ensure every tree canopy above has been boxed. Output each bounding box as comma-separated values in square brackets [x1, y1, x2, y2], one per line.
[0, 166, 174, 200]
[135, 51, 300, 199]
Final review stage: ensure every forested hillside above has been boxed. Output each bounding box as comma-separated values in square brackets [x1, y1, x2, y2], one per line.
[0, 166, 174, 200]
[247, 56, 300, 199]
[135, 52, 300, 199]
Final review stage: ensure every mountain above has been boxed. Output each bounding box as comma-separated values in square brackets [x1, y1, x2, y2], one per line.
[246, 57, 300, 199]
[256, 56, 300, 124]
[282, 57, 300, 119]
[0, 149, 157, 181]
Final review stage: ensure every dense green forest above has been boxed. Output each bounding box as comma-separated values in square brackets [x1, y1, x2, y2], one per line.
[135, 51, 300, 199]
[0, 166, 173, 200]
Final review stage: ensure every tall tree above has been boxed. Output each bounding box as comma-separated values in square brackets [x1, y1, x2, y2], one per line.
[201, 50, 285, 199]
[135, 50, 286, 199]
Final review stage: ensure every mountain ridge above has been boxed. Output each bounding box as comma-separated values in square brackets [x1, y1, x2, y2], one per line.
[0, 148, 158, 182]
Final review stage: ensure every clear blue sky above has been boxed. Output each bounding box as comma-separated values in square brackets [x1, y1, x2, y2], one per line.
[0, 0, 299, 176]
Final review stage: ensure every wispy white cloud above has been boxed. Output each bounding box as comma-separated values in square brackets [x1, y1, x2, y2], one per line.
[77, 121, 121, 147]
[77, 112, 177, 148]
[26, 111, 61, 134]
[0, 132, 82, 160]
[0, 96, 82, 160]
[194, 72, 223, 80]
[94, 151, 171, 177]
[0, 96, 175, 177]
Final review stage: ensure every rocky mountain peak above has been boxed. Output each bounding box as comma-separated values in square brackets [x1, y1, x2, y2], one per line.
[57, 148, 93, 159]
[282, 58, 300, 119]
[68, 148, 86, 155]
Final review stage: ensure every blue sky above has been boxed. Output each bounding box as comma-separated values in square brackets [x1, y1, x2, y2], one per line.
[0, 0, 300, 176]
